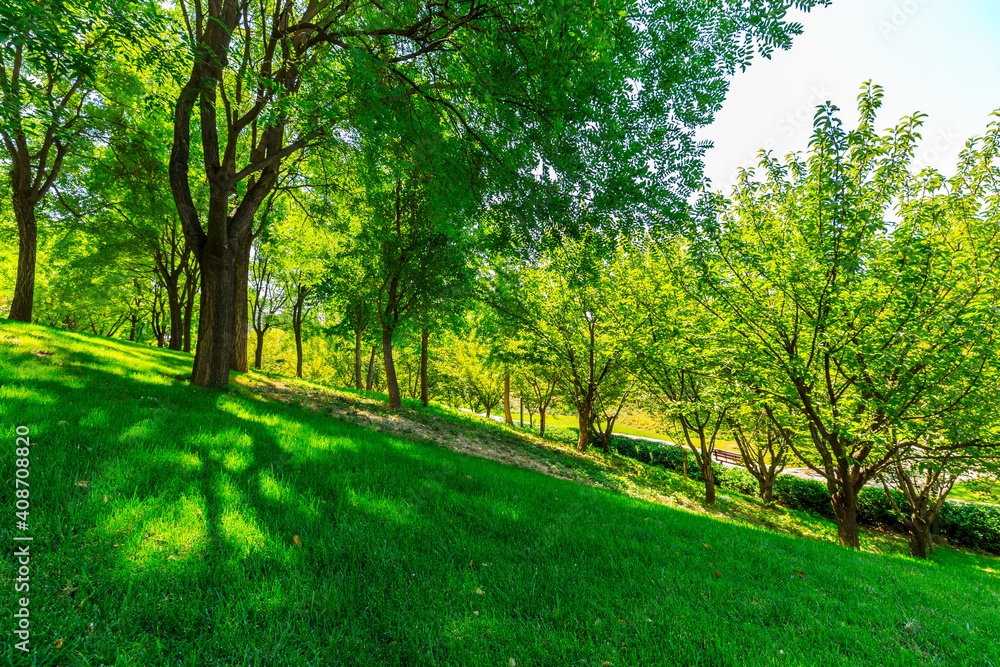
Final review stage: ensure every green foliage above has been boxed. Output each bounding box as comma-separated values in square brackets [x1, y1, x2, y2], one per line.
[772, 477, 834, 519]
[939, 502, 1000, 555]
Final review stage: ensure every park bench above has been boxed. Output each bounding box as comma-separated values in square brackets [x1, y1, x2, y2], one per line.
[713, 449, 743, 466]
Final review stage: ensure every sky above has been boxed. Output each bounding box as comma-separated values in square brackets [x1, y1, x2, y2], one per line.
[699, 0, 1000, 194]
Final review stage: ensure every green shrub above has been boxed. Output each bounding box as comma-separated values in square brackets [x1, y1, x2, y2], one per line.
[939, 502, 1000, 554]
[613, 434, 1000, 554]
[715, 465, 759, 496]
[773, 476, 833, 519]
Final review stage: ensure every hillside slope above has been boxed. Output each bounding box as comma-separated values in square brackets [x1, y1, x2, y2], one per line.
[2, 321, 998, 667]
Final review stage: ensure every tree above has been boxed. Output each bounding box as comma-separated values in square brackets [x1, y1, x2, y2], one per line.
[248, 234, 287, 369]
[166, 0, 829, 387]
[0, 0, 153, 322]
[694, 86, 1000, 547]
[727, 404, 790, 504]
[487, 235, 631, 452]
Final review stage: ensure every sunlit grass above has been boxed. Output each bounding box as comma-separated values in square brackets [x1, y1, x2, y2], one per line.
[1, 320, 999, 666]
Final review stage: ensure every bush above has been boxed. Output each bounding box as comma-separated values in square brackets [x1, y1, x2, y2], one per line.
[939, 501, 1000, 554]
[856, 487, 905, 526]
[715, 465, 759, 496]
[773, 476, 833, 519]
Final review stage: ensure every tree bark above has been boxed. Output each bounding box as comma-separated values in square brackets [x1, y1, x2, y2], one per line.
[420, 327, 430, 407]
[229, 229, 253, 372]
[182, 273, 197, 353]
[189, 236, 237, 388]
[382, 326, 401, 409]
[254, 326, 267, 369]
[355, 327, 365, 391]
[577, 400, 592, 451]
[8, 199, 37, 322]
[831, 486, 861, 549]
[366, 344, 377, 392]
[165, 282, 183, 350]
[503, 372, 514, 426]
[539, 407, 546, 437]
[293, 290, 305, 379]
[702, 460, 716, 504]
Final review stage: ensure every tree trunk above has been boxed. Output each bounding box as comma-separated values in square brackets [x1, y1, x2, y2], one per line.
[254, 327, 266, 369]
[420, 327, 429, 407]
[702, 460, 716, 504]
[190, 238, 237, 388]
[294, 313, 304, 379]
[576, 400, 592, 451]
[8, 199, 37, 323]
[366, 344, 377, 392]
[182, 261, 198, 353]
[382, 326, 401, 409]
[831, 486, 861, 549]
[229, 229, 252, 372]
[129, 316, 137, 342]
[166, 280, 183, 350]
[539, 407, 546, 437]
[905, 517, 932, 559]
[354, 328, 364, 391]
[503, 373, 514, 426]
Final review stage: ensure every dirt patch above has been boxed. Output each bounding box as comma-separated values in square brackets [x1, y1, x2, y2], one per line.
[239, 376, 578, 483]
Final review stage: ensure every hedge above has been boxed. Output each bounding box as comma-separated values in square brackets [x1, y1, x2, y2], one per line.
[611, 435, 1000, 554]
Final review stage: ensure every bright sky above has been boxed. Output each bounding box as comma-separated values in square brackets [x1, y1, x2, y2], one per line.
[699, 0, 1000, 194]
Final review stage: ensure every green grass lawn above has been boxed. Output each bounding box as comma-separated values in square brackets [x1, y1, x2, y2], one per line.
[3, 321, 1000, 666]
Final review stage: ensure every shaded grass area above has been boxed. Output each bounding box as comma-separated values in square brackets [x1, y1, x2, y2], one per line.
[1, 321, 999, 667]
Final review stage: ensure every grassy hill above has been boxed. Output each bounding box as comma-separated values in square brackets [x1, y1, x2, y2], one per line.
[2, 321, 999, 667]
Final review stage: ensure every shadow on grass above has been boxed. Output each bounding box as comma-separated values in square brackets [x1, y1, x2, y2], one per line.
[3, 321, 1000, 667]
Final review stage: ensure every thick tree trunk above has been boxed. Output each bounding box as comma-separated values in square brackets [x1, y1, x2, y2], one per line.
[8, 199, 37, 323]
[190, 238, 237, 388]
[129, 316, 137, 342]
[539, 408, 546, 437]
[831, 486, 861, 549]
[905, 517, 932, 559]
[366, 344, 377, 392]
[382, 326, 401, 409]
[503, 373, 514, 426]
[254, 327, 266, 369]
[420, 327, 429, 407]
[229, 230, 252, 371]
[354, 328, 364, 391]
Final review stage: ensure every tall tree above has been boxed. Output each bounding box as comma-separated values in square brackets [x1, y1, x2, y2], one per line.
[2, 1, 110, 320]
[166, 0, 829, 387]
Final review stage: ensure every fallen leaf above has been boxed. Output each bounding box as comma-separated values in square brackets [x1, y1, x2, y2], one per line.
[103, 495, 108, 503]
[714, 571, 722, 579]
[465, 475, 472, 480]
[292, 535, 302, 546]
[469, 560, 474, 567]
[86, 622, 94, 633]
[702, 543, 711, 550]
[475, 588, 484, 595]
[76, 481, 89, 489]
[509, 659, 516, 667]
[55, 639, 64, 649]
[473, 610, 479, 616]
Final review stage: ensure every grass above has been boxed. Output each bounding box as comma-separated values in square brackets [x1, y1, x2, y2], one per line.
[2, 320, 1000, 667]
